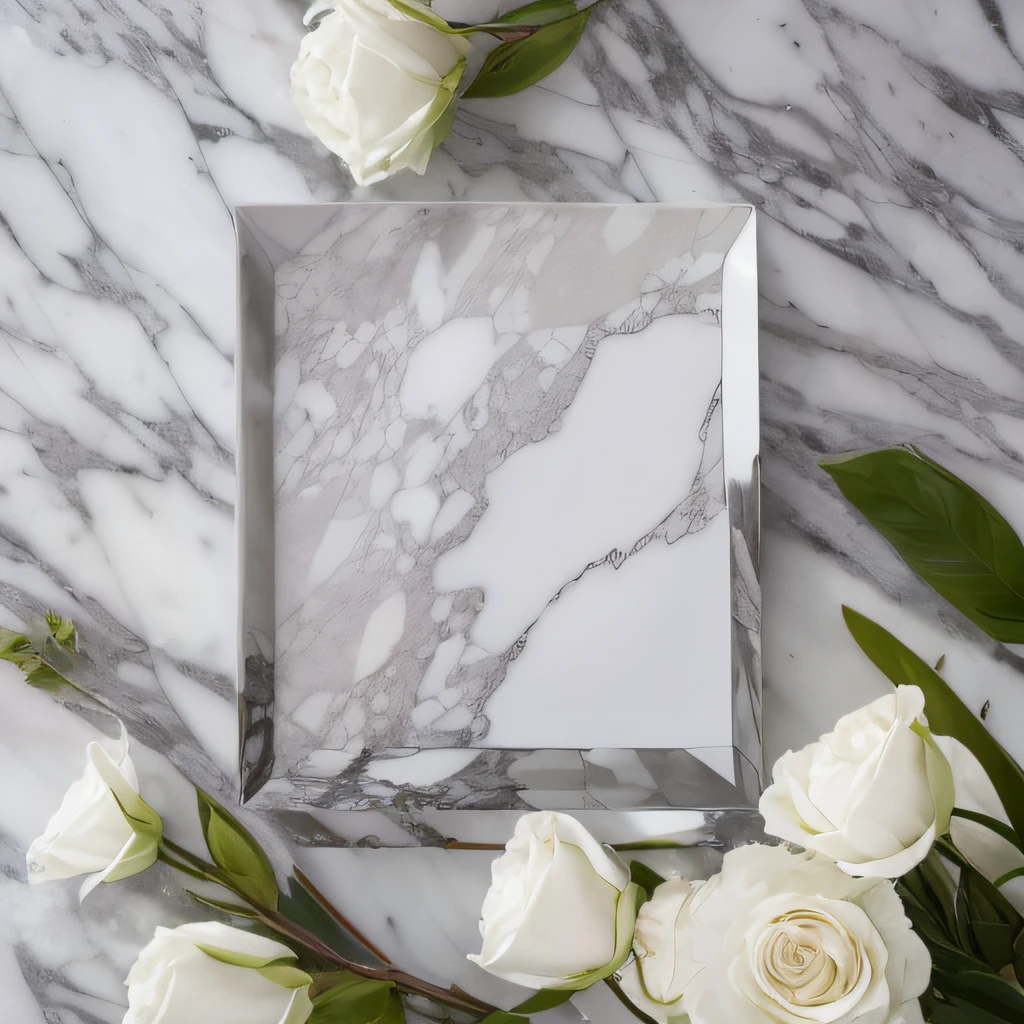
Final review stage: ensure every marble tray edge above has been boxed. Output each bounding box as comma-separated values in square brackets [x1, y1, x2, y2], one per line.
[234, 202, 762, 812]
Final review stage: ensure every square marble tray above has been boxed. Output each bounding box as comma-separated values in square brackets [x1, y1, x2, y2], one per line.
[236, 203, 760, 812]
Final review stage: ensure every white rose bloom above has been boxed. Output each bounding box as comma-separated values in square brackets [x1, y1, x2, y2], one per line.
[618, 878, 698, 1023]
[27, 730, 162, 897]
[622, 845, 929, 1024]
[290, 0, 469, 186]
[468, 811, 640, 990]
[124, 921, 313, 1024]
[759, 685, 954, 877]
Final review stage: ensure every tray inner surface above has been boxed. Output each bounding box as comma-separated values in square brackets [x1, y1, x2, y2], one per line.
[237, 203, 759, 811]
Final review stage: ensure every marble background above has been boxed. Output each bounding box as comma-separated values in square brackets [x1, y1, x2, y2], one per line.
[3, 0, 1024, 1019]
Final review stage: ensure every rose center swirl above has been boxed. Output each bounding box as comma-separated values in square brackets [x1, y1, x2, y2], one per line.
[751, 909, 864, 1009]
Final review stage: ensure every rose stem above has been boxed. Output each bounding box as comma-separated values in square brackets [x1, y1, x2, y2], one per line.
[158, 838, 498, 1019]
[604, 977, 659, 1024]
[291, 864, 390, 964]
[444, 840, 684, 852]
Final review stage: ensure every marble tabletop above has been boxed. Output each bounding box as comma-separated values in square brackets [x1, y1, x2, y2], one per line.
[4, 0, 1024, 1020]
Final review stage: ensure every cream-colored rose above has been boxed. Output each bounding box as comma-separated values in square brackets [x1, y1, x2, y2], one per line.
[760, 685, 954, 877]
[622, 844, 930, 1024]
[617, 878, 698, 1023]
[290, 0, 468, 185]
[124, 921, 313, 1024]
[26, 730, 162, 897]
[468, 811, 640, 990]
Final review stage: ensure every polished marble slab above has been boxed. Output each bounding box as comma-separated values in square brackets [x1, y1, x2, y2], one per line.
[238, 201, 760, 809]
[3, 0, 1024, 1019]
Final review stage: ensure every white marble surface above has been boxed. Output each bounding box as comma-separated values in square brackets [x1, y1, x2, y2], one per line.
[3, 0, 1024, 1019]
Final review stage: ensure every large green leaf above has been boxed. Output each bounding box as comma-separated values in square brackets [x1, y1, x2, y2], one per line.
[842, 607, 1024, 842]
[822, 447, 1024, 641]
[463, 9, 592, 98]
[197, 789, 279, 909]
[309, 973, 403, 1024]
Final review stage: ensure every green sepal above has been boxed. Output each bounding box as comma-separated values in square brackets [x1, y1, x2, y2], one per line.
[197, 788, 279, 909]
[197, 944, 311, 989]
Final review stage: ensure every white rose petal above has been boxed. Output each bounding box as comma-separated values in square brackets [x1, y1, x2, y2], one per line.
[618, 877, 700, 1023]
[468, 811, 639, 990]
[124, 921, 313, 1024]
[759, 685, 954, 878]
[26, 728, 161, 897]
[620, 844, 929, 1024]
[290, 0, 468, 185]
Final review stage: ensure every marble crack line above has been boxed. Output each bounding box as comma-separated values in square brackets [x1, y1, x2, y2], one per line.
[504, 397, 726, 669]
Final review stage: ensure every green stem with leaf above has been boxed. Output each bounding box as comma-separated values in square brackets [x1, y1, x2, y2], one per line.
[158, 836, 497, 1018]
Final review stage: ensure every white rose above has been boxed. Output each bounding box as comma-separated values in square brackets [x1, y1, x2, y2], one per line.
[759, 685, 954, 877]
[124, 921, 313, 1024]
[290, 0, 469, 186]
[622, 844, 930, 1024]
[468, 811, 640, 990]
[617, 878, 697, 1023]
[26, 730, 162, 897]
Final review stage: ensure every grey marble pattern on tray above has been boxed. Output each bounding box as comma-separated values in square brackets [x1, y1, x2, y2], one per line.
[240, 202, 759, 810]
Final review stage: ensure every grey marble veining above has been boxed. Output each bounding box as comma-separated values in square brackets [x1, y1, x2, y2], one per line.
[3, 0, 1024, 1019]
[238, 201, 759, 810]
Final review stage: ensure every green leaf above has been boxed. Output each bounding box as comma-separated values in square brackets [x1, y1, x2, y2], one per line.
[955, 862, 1023, 971]
[512, 988, 575, 1013]
[279, 872, 387, 965]
[197, 944, 312, 989]
[952, 808, 1024, 853]
[487, 0, 587, 28]
[197, 789, 279, 909]
[933, 969, 1024, 1021]
[44, 611, 76, 649]
[0, 616, 77, 693]
[842, 607, 1024, 842]
[463, 8, 592, 98]
[310, 973, 402, 1024]
[822, 447, 1024, 641]
[629, 860, 667, 902]
[186, 890, 262, 920]
[478, 1014, 526, 1024]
